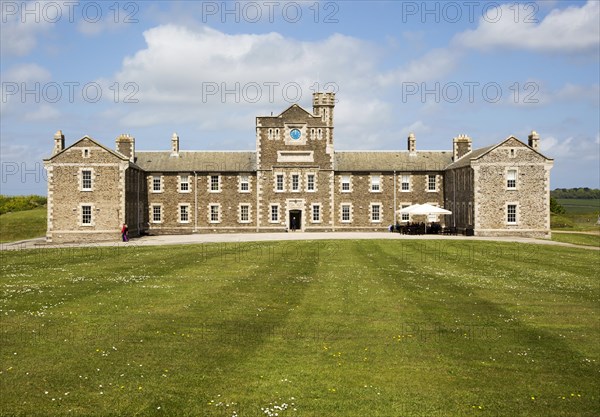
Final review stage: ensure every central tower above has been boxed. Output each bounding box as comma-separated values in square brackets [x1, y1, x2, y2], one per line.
[255, 92, 336, 232]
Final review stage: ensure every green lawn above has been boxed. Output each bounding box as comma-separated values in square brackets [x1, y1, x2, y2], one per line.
[0, 240, 598, 416]
[552, 232, 600, 247]
[0, 207, 47, 243]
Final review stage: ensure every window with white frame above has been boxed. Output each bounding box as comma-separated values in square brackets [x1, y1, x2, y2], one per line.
[81, 205, 92, 225]
[210, 204, 220, 223]
[210, 175, 220, 192]
[152, 205, 162, 223]
[270, 204, 279, 222]
[401, 175, 410, 192]
[307, 174, 315, 191]
[370, 175, 381, 192]
[179, 175, 190, 192]
[507, 204, 517, 224]
[276, 174, 284, 192]
[82, 148, 90, 158]
[400, 204, 410, 222]
[427, 175, 437, 191]
[239, 204, 250, 223]
[312, 204, 321, 222]
[341, 175, 351, 192]
[317, 128, 322, 139]
[291, 174, 300, 191]
[81, 170, 92, 191]
[341, 204, 351, 223]
[239, 174, 250, 192]
[507, 169, 517, 189]
[179, 204, 190, 223]
[371, 204, 381, 222]
[152, 176, 162, 192]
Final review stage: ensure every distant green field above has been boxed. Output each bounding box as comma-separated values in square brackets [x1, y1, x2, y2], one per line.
[552, 199, 599, 231]
[0, 240, 598, 417]
[557, 199, 600, 214]
[0, 207, 46, 243]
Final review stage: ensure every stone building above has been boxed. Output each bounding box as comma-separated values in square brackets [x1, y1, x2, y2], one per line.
[43, 92, 553, 242]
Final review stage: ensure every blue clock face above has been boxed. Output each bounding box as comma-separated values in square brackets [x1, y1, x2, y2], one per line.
[290, 129, 301, 140]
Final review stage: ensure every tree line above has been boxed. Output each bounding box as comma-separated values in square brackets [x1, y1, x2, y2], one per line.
[551, 188, 600, 199]
[0, 195, 47, 215]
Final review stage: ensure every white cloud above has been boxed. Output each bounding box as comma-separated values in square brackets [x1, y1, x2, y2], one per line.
[454, 1, 599, 53]
[113, 25, 378, 106]
[105, 23, 468, 147]
[377, 48, 462, 86]
[103, 24, 388, 134]
[0, 1, 53, 57]
[2, 63, 51, 82]
[541, 134, 600, 161]
[77, 17, 128, 36]
[1, 63, 52, 113]
[23, 104, 61, 121]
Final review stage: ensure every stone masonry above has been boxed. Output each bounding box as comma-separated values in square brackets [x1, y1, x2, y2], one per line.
[44, 93, 554, 242]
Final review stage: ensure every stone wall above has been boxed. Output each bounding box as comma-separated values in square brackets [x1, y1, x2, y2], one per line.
[45, 138, 126, 243]
[473, 138, 552, 238]
[332, 172, 445, 230]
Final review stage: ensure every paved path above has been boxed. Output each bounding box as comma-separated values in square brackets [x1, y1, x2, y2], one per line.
[1, 232, 598, 251]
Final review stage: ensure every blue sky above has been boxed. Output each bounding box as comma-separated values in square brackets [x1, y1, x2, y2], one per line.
[1, 0, 599, 195]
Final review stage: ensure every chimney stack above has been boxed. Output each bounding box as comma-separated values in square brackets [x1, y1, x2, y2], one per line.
[53, 130, 65, 155]
[407, 132, 416, 154]
[453, 134, 472, 161]
[171, 133, 180, 157]
[528, 130, 540, 151]
[115, 133, 135, 162]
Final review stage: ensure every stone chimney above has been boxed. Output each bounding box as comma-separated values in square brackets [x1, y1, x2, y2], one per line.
[53, 130, 65, 155]
[528, 130, 540, 151]
[453, 134, 472, 161]
[312, 92, 335, 127]
[407, 132, 416, 154]
[171, 132, 180, 157]
[115, 133, 135, 162]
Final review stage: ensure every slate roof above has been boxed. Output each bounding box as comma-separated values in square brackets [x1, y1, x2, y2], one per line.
[134, 150, 456, 172]
[444, 145, 495, 170]
[44, 136, 130, 162]
[334, 151, 453, 172]
[135, 151, 257, 172]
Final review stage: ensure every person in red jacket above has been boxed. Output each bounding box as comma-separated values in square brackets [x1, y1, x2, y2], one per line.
[121, 223, 129, 242]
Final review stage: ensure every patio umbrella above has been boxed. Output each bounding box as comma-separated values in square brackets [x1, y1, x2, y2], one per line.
[397, 204, 452, 232]
[397, 203, 452, 215]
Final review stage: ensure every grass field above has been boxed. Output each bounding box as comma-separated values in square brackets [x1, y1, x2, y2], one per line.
[551, 232, 600, 247]
[0, 207, 46, 243]
[552, 199, 600, 232]
[556, 199, 600, 214]
[0, 240, 598, 417]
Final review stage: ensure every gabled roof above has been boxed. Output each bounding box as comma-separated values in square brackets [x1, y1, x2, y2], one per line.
[257, 103, 326, 126]
[446, 136, 553, 169]
[334, 151, 453, 172]
[135, 151, 256, 172]
[277, 103, 314, 118]
[44, 135, 130, 162]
